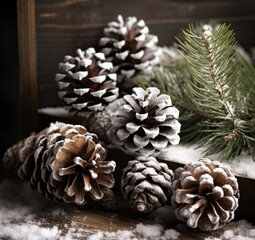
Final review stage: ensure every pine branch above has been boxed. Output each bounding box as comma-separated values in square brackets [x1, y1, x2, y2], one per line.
[137, 22, 255, 161]
[178, 23, 238, 120]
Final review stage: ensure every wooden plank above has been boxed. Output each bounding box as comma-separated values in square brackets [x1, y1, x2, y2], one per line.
[17, 0, 38, 137]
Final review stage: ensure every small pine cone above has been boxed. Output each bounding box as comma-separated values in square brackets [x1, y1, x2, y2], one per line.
[121, 156, 173, 213]
[111, 87, 181, 157]
[99, 15, 161, 89]
[3, 122, 116, 206]
[171, 158, 240, 232]
[55, 47, 119, 112]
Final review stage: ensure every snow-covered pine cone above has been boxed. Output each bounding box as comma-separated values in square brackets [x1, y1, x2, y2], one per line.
[99, 15, 161, 90]
[171, 158, 240, 232]
[111, 87, 181, 157]
[121, 156, 173, 213]
[55, 47, 119, 112]
[2, 122, 116, 205]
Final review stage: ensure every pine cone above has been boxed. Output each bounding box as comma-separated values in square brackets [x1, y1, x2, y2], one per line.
[111, 87, 181, 156]
[99, 15, 161, 90]
[171, 158, 239, 232]
[55, 47, 119, 112]
[3, 122, 116, 205]
[121, 156, 173, 213]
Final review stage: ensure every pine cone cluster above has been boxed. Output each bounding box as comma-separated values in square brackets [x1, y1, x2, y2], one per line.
[56, 47, 119, 112]
[111, 87, 181, 157]
[99, 15, 161, 89]
[3, 122, 116, 205]
[171, 158, 239, 232]
[121, 156, 173, 213]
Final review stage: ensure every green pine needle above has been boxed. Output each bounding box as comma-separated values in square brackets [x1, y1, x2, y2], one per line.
[136, 22, 255, 161]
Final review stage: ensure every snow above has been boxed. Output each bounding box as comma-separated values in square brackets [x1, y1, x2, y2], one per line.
[204, 220, 255, 240]
[135, 223, 164, 238]
[0, 224, 61, 240]
[38, 107, 70, 117]
[161, 144, 255, 179]
[87, 224, 180, 240]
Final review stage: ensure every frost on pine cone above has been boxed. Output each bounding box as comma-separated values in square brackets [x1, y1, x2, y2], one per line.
[171, 158, 239, 232]
[111, 87, 181, 156]
[121, 156, 173, 213]
[55, 47, 119, 112]
[3, 122, 116, 205]
[99, 15, 161, 89]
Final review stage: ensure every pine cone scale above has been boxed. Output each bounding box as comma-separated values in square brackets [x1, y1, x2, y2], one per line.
[96, 174, 115, 188]
[90, 180, 104, 200]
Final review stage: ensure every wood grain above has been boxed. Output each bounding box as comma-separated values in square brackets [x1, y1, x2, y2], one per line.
[17, 0, 38, 136]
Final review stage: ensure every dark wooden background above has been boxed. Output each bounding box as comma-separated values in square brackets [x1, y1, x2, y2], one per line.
[1, 0, 255, 157]
[35, 0, 255, 109]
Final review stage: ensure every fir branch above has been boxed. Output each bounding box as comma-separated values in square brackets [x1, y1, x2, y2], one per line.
[177, 23, 238, 120]
[137, 22, 255, 161]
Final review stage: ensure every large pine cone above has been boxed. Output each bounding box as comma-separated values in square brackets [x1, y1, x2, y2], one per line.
[55, 47, 119, 112]
[121, 156, 173, 213]
[99, 15, 161, 90]
[111, 87, 181, 157]
[3, 122, 116, 205]
[171, 158, 239, 232]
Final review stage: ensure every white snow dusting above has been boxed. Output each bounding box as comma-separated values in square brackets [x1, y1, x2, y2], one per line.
[161, 144, 255, 179]
[204, 220, 255, 240]
[0, 224, 61, 240]
[87, 224, 180, 240]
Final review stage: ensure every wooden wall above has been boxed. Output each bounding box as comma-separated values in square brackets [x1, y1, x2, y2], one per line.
[35, 0, 255, 109]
